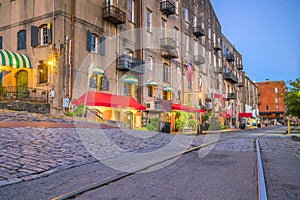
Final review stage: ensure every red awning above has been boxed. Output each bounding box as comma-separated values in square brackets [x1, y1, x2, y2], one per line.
[220, 112, 231, 118]
[171, 104, 205, 113]
[72, 91, 146, 110]
[238, 112, 253, 118]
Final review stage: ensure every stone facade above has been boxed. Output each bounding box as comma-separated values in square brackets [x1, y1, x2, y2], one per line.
[0, 0, 259, 129]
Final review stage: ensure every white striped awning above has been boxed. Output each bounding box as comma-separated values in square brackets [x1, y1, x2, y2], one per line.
[0, 49, 32, 71]
[123, 75, 138, 85]
[92, 66, 104, 75]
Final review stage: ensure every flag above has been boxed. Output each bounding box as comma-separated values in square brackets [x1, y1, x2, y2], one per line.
[187, 61, 194, 87]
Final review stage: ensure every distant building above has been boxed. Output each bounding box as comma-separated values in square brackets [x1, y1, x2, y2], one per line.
[256, 79, 286, 122]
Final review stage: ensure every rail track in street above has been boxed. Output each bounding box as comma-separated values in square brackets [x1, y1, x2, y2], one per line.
[52, 131, 269, 200]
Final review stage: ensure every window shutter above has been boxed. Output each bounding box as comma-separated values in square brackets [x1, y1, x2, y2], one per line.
[22, 31, 26, 50]
[101, 76, 110, 91]
[0, 36, 2, 49]
[100, 36, 105, 55]
[31, 26, 38, 47]
[87, 30, 92, 52]
[47, 22, 52, 44]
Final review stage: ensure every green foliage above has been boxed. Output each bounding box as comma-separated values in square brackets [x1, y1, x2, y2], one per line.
[175, 118, 184, 130]
[188, 119, 197, 131]
[0, 85, 7, 97]
[285, 78, 300, 118]
[67, 105, 85, 117]
[143, 117, 160, 131]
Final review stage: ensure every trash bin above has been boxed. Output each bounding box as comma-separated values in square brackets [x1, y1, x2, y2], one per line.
[165, 122, 171, 133]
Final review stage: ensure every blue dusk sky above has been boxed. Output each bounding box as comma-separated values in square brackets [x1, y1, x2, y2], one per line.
[210, 0, 300, 84]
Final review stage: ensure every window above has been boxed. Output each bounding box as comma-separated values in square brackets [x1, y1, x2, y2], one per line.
[38, 63, 48, 84]
[161, 19, 166, 38]
[163, 64, 170, 82]
[147, 56, 153, 71]
[194, 40, 198, 55]
[275, 87, 278, 94]
[177, 66, 181, 80]
[266, 105, 269, 110]
[276, 105, 279, 110]
[87, 31, 99, 53]
[175, 0, 179, 14]
[208, 28, 211, 40]
[185, 34, 189, 52]
[163, 91, 171, 100]
[128, 0, 134, 22]
[89, 74, 107, 90]
[124, 83, 131, 96]
[40, 25, 48, 46]
[193, 15, 197, 27]
[148, 86, 154, 97]
[275, 97, 278, 103]
[0, 36, 2, 49]
[17, 30, 26, 50]
[146, 10, 152, 32]
[183, 7, 188, 22]
[174, 27, 179, 46]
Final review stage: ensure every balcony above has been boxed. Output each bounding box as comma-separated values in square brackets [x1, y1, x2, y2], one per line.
[226, 53, 235, 62]
[160, 0, 176, 16]
[237, 81, 243, 87]
[193, 26, 205, 37]
[102, 5, 126, 25]
[213, 42, 222, 51]
[116, 54, 145, 74]
[193, 55, 205, 65]
[227, 93, 236, 100]
[237, 64, 243, 70]
[214, 67, 223, 74]
[160, 38, 178, 59]
[224, 72, 238, 83]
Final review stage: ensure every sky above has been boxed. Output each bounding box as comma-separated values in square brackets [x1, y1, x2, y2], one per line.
[210, 0, 300, 85]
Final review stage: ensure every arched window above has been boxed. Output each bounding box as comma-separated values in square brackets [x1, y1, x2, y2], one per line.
[147, 56, 153, 71]
[163, 63, 170, 82]
[17, 30, 26, 50]
[38, 63, 48, 84]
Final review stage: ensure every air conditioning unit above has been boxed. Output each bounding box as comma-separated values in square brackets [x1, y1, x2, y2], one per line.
[146, 102, 155, 110]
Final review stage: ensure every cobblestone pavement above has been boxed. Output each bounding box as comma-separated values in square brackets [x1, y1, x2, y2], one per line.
[0, 109, 299, 189]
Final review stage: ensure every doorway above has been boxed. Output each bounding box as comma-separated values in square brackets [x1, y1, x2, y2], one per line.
[15, 70, 28, 99]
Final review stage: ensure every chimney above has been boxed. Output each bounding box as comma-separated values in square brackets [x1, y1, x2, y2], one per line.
[266, 78, 270, 83]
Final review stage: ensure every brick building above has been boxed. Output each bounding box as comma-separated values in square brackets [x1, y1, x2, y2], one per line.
[256, 79, 286, 123]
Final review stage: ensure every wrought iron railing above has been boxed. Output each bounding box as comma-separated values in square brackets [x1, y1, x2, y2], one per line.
[0, 86, 49, 103]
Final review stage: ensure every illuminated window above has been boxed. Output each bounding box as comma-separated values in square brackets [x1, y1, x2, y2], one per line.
[38, 63, 48, 84]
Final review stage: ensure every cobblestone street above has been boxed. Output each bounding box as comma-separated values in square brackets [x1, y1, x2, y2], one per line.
[0, 109, 299, 196]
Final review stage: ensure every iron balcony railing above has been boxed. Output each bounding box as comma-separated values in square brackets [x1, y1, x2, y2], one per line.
[160, 38, 178, 58]
[160, 0, 176, 16]
[237, 64, 243, 70]
[213, 42, 222, 51]
[193, 55, 205, 65]
[238, 81, 244, 87]
[224, 72, 238, 83]
[102, 5, 126, 24]
[0, 86, 49, 103]
[227, 93, 236, 100]
[214, 67, 223, 74]
[226, 53, 235, 62]
[193, 26, 205, 37]
[116, 54, 145, 74]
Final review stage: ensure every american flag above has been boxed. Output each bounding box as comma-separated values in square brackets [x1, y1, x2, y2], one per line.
[187, 61, 194, 85]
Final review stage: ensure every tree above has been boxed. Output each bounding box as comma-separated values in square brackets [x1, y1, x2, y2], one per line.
[285, 78, 300, 118]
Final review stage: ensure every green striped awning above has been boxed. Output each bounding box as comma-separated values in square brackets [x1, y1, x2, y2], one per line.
[147, 80, 158, 86]
[123, 75, 138, 85]
[163, 85, 174, 92]
[92, 66, 104, 75]
[0, 49, 32, 71]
